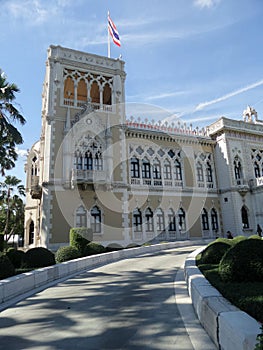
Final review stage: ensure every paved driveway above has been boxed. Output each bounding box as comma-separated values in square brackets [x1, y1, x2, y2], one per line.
[0, 245, 216, 350]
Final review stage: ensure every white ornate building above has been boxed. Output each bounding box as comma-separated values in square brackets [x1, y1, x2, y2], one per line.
[24, 45, 263, 250]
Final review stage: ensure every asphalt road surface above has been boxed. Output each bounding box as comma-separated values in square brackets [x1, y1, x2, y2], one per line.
[0, 245, 216, 350]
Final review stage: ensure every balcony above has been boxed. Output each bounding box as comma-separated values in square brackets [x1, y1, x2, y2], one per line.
[71, 169, 106, 185]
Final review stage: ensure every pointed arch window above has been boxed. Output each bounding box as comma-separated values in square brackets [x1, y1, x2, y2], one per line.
[156, 208, 165, 231]
[178, 208, 186, 231]
[74, 153, 83, 170]
[90, 81, 100, 104]
[163, 159, 172, 180]
[130, 157, 140, 178]
[201, 209, 209, 230]
[254, 162, 260, 178]
[84, 152, 93, 170]
[76, 205, 87, 227]
[206, 162, 213, 183]
[29, 220, 34, 245]
[31, 156, 38, 176]
[174, 159, 182, 180]
[196, 161, 204, 182]
[211, 208, 218, 231]
[133, 208, 142, 232]
[153, 159, 161, 179]
[77, 79, 87, 102]
[168, 209, 176, 231]
[234, 157, 242, 180]
[91, 206, 102, 233]
[142, 159, 151, 179]
[241, 206, 249, 229]
[64, 76, 74, 102]
[103, 83, 112, 105]
[145, 208, 154, 232]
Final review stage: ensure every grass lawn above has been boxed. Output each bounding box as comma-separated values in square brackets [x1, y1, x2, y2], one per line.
[196, 254, 263, 323]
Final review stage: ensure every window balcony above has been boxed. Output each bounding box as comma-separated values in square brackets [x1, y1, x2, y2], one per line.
[71, 169, 106, 184]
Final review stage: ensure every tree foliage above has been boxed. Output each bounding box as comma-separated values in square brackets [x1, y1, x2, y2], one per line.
[0, 69, 26, 175]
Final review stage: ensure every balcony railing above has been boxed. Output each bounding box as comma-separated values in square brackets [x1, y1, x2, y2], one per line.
[71, 169, 106, 184]
[63, 99, 113, 112]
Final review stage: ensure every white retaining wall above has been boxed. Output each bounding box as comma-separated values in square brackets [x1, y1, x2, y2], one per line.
[184, 248, 261, 350]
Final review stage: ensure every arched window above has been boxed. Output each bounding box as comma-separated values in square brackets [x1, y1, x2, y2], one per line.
[90, 81, 100, 104]
[201, 209, 209, 230]
[103, 83, 112, 105]
[211, 208, 218, 231]
[168, 209, 176, 232]
[77, 79, 87, 102]
[153, 159, 161, 179]
[74, 152, 83, 170]
[163, 159, 172, 180]
[241, 206, 249, 229]
[206, 162, 213, 183]
[145, 208, 154, 232]
[234, 158, 242, 180]
[156, 208, 165, 231]
[178, 208, 186, 231]
[94, 151, 103, 171]
[84, 151, 93, 170]
[254, 162, 260, 178]
[91, 206, 102, 233]
[29, 220, 34, 245]
[130, 157, 140, 178]
[142, 159, 151, 179]
[196, 161, 204, 182]
[31, 156, 38, 176]
[174, 159, 182, 181]
[64, 76, 74, 102]
[133, 208, 142, 232]
[76, 205, 87, 227]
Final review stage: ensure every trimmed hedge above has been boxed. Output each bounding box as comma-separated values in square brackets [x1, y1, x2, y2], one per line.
[70, 228, 91, 256]
[85, 242, 106, 256]
[55, 246, 82, 263]
[199, 240, 232, 264]
[219, 239, 263, 282]
[23, 247, 56, 268]
[6, 248, 25, 268]
[0, 253, 15, 279]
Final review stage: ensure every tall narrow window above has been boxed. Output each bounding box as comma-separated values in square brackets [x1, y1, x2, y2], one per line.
[241, 206, 249, 229]
[178, 208, 186, 231]
[174, 159, 182, 180]
[94, 152, 103, 170]
[90, 81, 100, 104]
[145, 208, 154, 232]
[130, 157, 140, 178]
[29, 221, 34, 245]
[206, 162, 213, 183]
[74, 154, 83, 170]
[153, 159, 161, 179]
[234, 158, 242, 180]
[133, 209, 142, 232]
[196, 161, 204, 182]
[168, 209, 176, 231]
[254, 162, 260, 178]
[201, 209, 209, 230]
[84, 152, 93, 170]
[163, 159, 172, 179]
[76, 205, 87, 227]
[156, 208, 165, 231]
[211, 208, 218, 231]
[91, 206, 102, 233]
[77, 79, 87, 102]
[103, 83, 112, 105]
[142, 159, 151, 179]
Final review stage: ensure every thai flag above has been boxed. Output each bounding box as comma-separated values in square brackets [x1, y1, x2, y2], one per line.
[108, 14, 121, 47]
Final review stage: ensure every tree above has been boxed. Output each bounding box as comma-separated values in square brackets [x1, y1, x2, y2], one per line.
[0, 176, 25, 249]
[0, 69, 26, 175]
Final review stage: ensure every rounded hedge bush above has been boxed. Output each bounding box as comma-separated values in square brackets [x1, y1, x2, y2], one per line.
[0, 253, 15, 279]
[248, 235, 262, 240]
[23, 247, 56, 268]
[55, 246, 82, 263]
[232, 235, 247, 244]
[199, 241, 232, 264]
[6, 248, 25, 268]
[85, 242, 106, 256]
[219, 239, 263, 282]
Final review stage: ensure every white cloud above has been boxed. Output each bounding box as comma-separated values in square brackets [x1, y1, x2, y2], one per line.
[195, 79, 263, 111]
[15, 148, 28, 158]
[194, 0, 220, 8]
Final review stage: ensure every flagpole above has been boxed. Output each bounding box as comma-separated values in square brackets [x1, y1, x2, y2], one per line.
[107, 11, 110, 58]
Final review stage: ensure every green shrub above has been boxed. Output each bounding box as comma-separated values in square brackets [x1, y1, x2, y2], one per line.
[248, 234, 262, 240]
[0, 253, 15, 279]
[199, 241, 232, 264]
[6, 248, 25, 268]
[214, 237, 235, 246]
[55, 246, 82, 263]
[23, 247, 56, 268]
[219, 239, 263, 282]
[85, 242, 106, 256]
[70, 228, 90, 256]
[232, 235, 247, 244]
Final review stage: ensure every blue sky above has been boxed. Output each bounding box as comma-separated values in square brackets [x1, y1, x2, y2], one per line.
[1, 0, 263, 183]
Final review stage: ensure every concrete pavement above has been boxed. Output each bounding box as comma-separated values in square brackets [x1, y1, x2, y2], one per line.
[0, 245, 216, 349]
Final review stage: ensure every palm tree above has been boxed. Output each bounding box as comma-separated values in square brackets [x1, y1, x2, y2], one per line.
[0, 69, 26, 175]
[0, 176, 25, 246]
